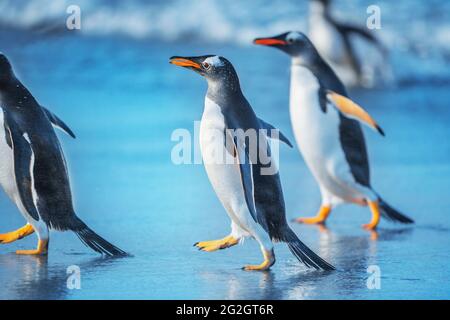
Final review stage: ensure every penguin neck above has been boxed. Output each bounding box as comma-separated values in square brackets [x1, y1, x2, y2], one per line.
[291, 56, 347, 95]
[0, 77, 37, 111]
[0, 72, 14, 90]
[291, 51, 324, 70]
[206, 78, 244, 105]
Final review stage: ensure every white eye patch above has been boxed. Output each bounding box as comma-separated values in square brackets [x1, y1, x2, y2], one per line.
[203, 56, 224, 68]
[286, 32, 303, 42]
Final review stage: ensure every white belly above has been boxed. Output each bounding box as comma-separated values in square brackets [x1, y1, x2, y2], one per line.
[200, 97, 250, 228]
[0, 111, 19, 201]
[289, 65, 360, 201]
[0, 110, 39, 221]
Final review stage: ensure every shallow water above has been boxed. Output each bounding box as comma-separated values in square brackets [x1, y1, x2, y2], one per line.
[0, 24, 450, 299]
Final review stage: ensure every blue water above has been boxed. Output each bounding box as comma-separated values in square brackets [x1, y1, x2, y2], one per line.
[1, 1, 450, 299]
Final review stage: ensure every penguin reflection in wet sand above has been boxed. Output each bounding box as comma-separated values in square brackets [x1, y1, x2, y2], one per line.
[0, 53, 126, 256]
[170, 55, 334, 271]
[254, 32, 413, 230]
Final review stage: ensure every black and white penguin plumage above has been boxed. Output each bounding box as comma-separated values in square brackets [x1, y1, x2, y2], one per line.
[254, 32, 413, 231]
[170, 55, 334, 271]
[0, 53, 126, 256]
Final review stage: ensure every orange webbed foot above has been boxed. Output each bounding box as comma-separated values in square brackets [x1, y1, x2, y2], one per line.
[243, 249, 275, 271]
[0, 224, 34, 244]
[294, 206, 331, 225]
[16, 239, 48, 255]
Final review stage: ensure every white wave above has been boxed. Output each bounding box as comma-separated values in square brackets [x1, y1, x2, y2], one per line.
[0, 0, 449, 57]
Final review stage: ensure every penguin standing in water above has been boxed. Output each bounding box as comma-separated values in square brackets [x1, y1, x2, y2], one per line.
[254, 32, 413, 230]
[308, 0, 389, 87]
[170, 55, 334, 271]
[0, 53, 126, 256]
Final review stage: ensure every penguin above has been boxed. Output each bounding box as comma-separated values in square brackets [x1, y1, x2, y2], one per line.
[308, 0, 389, 87]
[0, 53, 126, 256]
[170, 55, 334, 271]
[254, 32, 413, 230]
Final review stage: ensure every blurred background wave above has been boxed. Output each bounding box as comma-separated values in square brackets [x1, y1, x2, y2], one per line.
[0, 0, 448, 46]
[1, 0, 450, 83]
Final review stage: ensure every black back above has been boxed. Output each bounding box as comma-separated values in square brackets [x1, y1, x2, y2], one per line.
[1, 67, 79, 230]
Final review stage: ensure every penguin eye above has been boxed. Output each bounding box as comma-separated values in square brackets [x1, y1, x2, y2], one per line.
[287, 38, 295, 44]
[202, 62, 211, 70]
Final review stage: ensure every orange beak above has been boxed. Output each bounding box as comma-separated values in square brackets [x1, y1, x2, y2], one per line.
[169, 57, 201, 69]
[253, 38, 287, 46]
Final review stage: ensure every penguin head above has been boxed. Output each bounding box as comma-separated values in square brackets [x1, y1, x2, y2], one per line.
[254, 32, 320, 65]
[170, 55, 240, 88]
[0, 53, 13, 84]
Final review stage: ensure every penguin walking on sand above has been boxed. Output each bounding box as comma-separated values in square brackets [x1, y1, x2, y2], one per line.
[0, 53, 126, 256]
[308, 0, 390, 87]
[170, 55, 334, 271]
[254, 32, 413, 230]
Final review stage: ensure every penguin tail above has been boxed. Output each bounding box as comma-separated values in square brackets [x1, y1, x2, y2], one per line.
[74, 219, 128, 257]
[378, 198, 414, 224]
[282, 228, 335, 271]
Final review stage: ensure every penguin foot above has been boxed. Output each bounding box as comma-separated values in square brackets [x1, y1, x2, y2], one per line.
[362, 201, 380, 230]
[362, 223, 378, 230]
[294, 206, 331, 225]
[295, 217, 326, 224]
[0, 224, 35, 244]
[369, 230, 379, 240]
[243, 249, 275, 271]
[16, 239, 49, 255]
[194, 236, 239, 252]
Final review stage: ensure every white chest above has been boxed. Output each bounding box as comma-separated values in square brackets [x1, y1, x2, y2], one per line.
[289, 65, 361, 199]
[199, 97, 246, 219]
[289, 65, 343, 168]
[289, 65, 335, 133]
[199, 97, 228, 161]
[0, 110, 19, 201]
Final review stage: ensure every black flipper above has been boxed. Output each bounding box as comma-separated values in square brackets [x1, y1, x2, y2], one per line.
[258, 118, 293, 148]
[378, 198, 414, 224]
[233, 135, 259, 224]
[6, 112, 126, 256]
[283, 228, 335, 271]
[4, 114, 40, 221]
[42, 107, 76, 139]
[338, 24, 388, 59]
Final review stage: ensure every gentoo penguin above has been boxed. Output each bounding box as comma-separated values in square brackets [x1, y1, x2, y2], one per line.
[254, 32, 413, 230]
[0, 53, 126, 256]
[170, 55, 334, 271]
[308, 0, 389, 87]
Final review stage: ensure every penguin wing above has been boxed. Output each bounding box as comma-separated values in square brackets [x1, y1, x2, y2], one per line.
[41, 106, 76, 139]
[4, 115, 41, 221]
[321, 90, 373, 188]
[230, 129, 287, 239]
[5, 113, 77, 229]
[337, 23, 388, 58]
[338, 114, 371, 187]
[258, 118, 293, 148]
[326, 91, 385, 136]
[232, 134, 259, 224]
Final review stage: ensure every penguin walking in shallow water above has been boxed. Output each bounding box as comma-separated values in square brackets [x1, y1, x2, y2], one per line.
[0, 53, 126, 256]
[308, 0, 389, 87]
[254, 32, 413, 230]
[170, 55, 334, 271]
